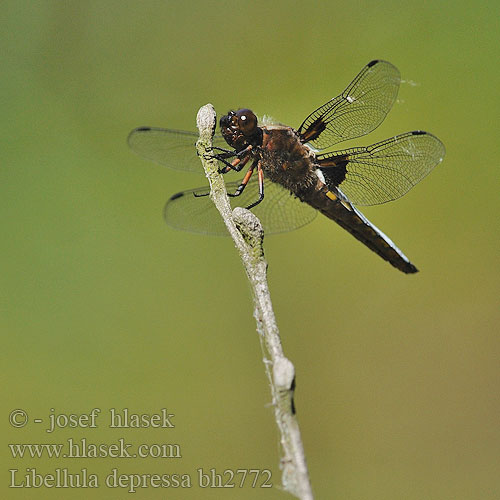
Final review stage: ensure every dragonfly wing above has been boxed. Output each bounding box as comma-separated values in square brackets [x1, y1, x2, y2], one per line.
[127, 127, 229, 173]
[317, 131, 446, 206]
[164, 178, 317, 235]
[298, 60, 401, 149]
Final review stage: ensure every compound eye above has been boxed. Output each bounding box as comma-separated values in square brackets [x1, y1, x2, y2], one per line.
[236, 109, 257, 135]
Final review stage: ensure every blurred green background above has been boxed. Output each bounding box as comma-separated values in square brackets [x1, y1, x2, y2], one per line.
[2, 1, 499, 499]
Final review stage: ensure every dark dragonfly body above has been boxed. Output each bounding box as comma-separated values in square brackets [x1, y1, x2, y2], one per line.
[128, 60, 445, 274]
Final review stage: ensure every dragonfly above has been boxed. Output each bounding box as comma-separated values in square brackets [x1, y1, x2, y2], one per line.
[128, 60, 445, 274]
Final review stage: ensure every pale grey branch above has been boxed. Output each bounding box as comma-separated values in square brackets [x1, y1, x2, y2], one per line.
[196, 104, 313, 499]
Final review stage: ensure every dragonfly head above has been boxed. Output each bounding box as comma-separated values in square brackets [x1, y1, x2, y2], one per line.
[220, 108, 260, 151]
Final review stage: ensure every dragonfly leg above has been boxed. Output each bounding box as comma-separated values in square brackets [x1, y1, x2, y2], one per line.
[228, 160, 257, 197]
[245, 161, 264, 209]
[194, 156, 253, 199]
[211, 146, 234, 154]
[202, 145, 237, 160]
[220, 151, 252, 174]
[216, 157, 238, 173]
[193, 191, 209, 198]
[202, 148, 234, 167]
[216, 145, 254, 173]
[201, 151, 242, 172]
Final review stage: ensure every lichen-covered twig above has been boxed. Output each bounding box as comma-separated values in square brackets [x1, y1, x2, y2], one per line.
[196, 104, 313, 499]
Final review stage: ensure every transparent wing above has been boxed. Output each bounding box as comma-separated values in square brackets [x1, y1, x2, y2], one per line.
[298, 60, 400, 149]
[164, 178, 317, 235]
[317, 131, 445, 206]
[127, 127, 229, 173]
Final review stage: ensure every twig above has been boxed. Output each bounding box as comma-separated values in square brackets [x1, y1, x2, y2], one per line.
[196, 104, 314, 500]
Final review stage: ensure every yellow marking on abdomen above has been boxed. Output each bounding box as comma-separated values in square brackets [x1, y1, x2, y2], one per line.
[325, 190, 337, 201]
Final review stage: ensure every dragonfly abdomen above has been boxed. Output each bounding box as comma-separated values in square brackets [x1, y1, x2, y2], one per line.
[303, 184, 418, 274]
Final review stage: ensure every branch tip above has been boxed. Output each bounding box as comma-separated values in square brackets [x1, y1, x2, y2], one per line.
[196, 103, 217, 137]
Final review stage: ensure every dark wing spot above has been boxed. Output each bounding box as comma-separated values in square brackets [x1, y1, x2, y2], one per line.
[169, 192, 184, 201]
[300, 118, 327, 143]
[411, 130, 426, 136]
[318, 155, 349, 187]
[367, 59, 379, 67]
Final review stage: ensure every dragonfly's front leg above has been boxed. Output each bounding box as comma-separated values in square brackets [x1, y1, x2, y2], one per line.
[202, 146, 233, 163]
[193, 151, 254, 200]
[205, 145, 253, 173]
